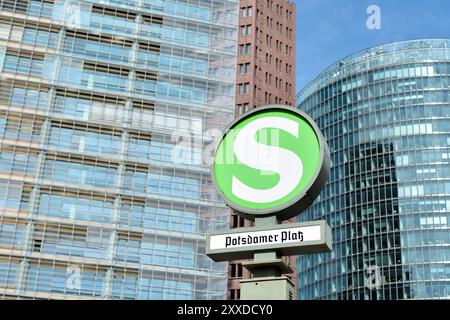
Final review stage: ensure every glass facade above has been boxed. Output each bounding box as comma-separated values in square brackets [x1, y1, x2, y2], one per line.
[297, 39, 450, 300]
[0, 0, 237, 299]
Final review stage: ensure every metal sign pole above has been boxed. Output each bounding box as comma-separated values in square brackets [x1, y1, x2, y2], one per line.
[240, 215, 295, 300]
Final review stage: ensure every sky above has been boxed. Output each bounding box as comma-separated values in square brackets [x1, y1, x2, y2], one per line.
[295, 0, 450, 93]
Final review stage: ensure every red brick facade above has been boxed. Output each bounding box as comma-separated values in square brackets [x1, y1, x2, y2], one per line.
[228, 0, 297, 300]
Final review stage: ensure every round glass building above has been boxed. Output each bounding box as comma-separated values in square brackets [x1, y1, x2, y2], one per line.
[297, 39, 450, 299]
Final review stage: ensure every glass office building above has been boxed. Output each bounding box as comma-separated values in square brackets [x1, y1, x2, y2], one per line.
[0, 0, 237, 299]
[297, 39, 450, 299]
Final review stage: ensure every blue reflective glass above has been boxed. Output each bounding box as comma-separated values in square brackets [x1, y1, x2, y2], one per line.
[0, 152, 37, 175]
[49, 127, 120, 155]
[10, 86, 48, 109]
[0, 223, 24, 248]
[0, 261, 17, 287]
[26, 265, 104, 296]
[65, 36, 130, 63]
[22, 28, 58, 48]
[44, 159, 117, 188]
[3, 54, 43, 76]
[120, 204, 197, 233]
[38, 193, 113, 224]
[112, 273, 138, 299]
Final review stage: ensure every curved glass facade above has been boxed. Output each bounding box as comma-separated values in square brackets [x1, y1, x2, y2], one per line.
[0, 0, 237, 299]
[297, 39, 450, 299]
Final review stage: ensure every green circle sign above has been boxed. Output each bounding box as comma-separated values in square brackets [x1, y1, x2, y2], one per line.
[212, 105, 330, 220]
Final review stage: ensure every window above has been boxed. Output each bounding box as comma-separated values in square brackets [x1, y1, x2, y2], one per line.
[229, 289, 241, 300]
[230, 263, 243, 278]
[239, 45, 245, 55]
[116, 235, 141, 263]
[0, 115, 42, 142]
[58, 61, 129, 91]
[90, 5, 136, 34]
[9, 85, 48, 110]
[54, 91, 126, 124]
[236, 104, 243, 115]
[43, 158, 117, 188]
[26, 263, 105, 297]
[1, 0, 53, 18]
[120, 202, 197, 233]
[0, 221, 25, 249]
[239, 64, 244, 75]
[244, 83, 250, 95]
[3, 51, 45, 77]
[124, 170, 200, 199]
[239, 43, 251, 55]
[38, 192, 113, 224]
[141, 241, 195, 268]
[241, 6, 252, 18]
[32, 224, 110, 260]
[0, 150, 37, 176]
[0, 179, 30, 210]
[238, 83, 250, 95]
[65, 31, 132, 64]
[0, 259, 18, 287]
[139, 278, 192, 300]
[112, 271, 138, 299]
[231, 213, 245, 228]
[238, 83, 243, 95]
[240, 26, 246, 36]
[48, 125, 120, 155]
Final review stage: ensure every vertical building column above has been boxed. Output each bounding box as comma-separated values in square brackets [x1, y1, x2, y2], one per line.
[130, 38, 139, 66]
[103, 194, 123, 299]
[101, 269, 114, 300]
[119, 128, 129, 158]
[14, 259, 28, 296]
[104, 197, 122, 263]
[48, 28, 65, 84]
[14, 85, 57, 295]
[115, 163, 126, 196]
[134, 15, 143, 36]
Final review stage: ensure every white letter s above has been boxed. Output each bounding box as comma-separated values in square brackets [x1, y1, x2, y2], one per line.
[232, 117, 303, 203]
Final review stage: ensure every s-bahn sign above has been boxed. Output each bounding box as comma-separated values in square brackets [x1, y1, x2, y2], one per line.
[206, 105, 332, 262]
[211, 105, 330, 221]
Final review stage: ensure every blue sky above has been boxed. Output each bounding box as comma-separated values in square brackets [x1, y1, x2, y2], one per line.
[295, 0, 450, 92]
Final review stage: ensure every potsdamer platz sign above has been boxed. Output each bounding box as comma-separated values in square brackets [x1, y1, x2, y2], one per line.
[206, 105, 332, 300]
